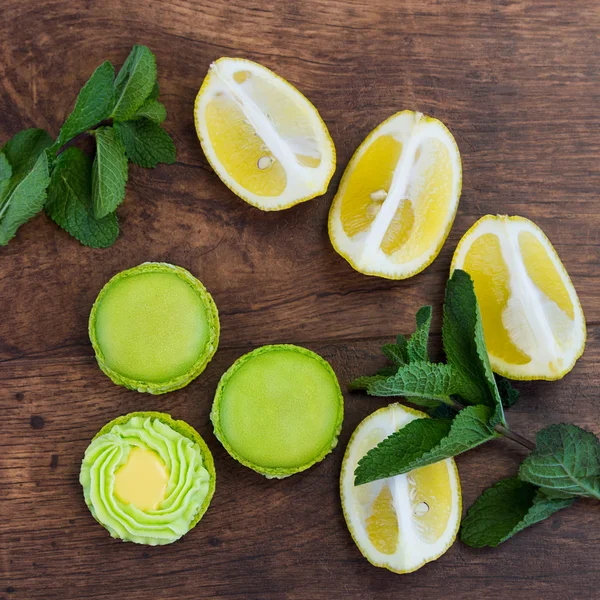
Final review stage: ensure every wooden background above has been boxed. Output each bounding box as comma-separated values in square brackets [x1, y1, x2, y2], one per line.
[1, 1, 599, 598]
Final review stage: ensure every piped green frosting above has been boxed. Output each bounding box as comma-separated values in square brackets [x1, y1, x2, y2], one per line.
[80, 412, 216, 545]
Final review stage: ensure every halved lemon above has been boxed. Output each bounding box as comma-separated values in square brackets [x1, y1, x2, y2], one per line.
[328, 111, 462, 279]
[452, 215, 586, 380]
[194, 58, 335, 210]
[341, 404, 461, 573]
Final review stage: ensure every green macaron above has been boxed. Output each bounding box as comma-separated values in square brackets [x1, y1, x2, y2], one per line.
[211, 344, 344, 478]
[89, 262, 219, 394]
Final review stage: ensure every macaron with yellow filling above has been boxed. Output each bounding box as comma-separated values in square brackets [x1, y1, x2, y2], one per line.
[80, 412, 216, 545]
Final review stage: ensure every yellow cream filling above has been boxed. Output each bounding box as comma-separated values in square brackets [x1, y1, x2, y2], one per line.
[114, 447, 169, 511]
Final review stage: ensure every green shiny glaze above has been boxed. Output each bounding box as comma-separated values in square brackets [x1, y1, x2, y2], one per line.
[212, 345, 344, 478]
[80, 411, 216, 546]
[89, 263, 219, 394]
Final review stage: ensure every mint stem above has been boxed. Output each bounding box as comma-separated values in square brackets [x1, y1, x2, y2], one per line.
[494, 423, 536, 451]
[449, 398, 536, 451]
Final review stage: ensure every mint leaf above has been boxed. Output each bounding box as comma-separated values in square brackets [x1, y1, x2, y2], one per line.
[54, 61, 115, 148]
[382, 343, 407, 365]
[91, 126, 128, 219]
[496, 376, 520, 409]
[444, 269, 505, 424]
[519, 424, 600, 500]
[115, 119, 176, 168]
[0, 151, 50, 245]
[348, 375, 388, 392]
[354, 404, 498, 485]
[46, 148, 118, 248]
[407, 305, 432, 362]
[2, 128, 53, 176]
[0, 152, 12, 199]
[149, 81, 160, 100]
[111, 45, 157, 121]
[131, 98, 167, 123]
[366, 361, 462, 407]
[461, 477, 574, 547]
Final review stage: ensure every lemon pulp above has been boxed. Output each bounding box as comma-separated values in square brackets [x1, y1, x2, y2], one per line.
[329, 111, 461, 279]
[452, 215, 585, 379]
[195, 58, 335, 210]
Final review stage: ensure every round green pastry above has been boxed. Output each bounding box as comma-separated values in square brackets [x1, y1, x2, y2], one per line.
[211, 344, 344, 478]
[80, 412, 216, 545]
[89, 262, 219, 394]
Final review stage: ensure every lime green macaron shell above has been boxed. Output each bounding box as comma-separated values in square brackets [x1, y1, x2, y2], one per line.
[211, 344, 344, 478]
[89, 263, 219, 394]
[80, 411, 216, 545]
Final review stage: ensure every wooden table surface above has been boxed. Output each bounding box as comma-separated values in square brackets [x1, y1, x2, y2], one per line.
[1, 1, 599, 599]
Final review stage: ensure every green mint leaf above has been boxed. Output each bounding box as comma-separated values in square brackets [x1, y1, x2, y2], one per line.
[519, 424, 600, 500]
[0, 151, 50, 245]
[111, 45, 157, 121]
[91, 126, 128, 219]
[149, 81, 160, 100]
[496, 375, 520, 409]
[367, 361, 462, 407]
[46, 148, 118, 248]
[461, 477, 574, 547]
[428, 403, 458, 419]
[131, 98, 167, 123]
[377, 366, 398, 377]
[348, 375, 388, 392]
[0, 152, 12, 199]
[54, 61, 115, 148]
[444, 269, 505, 424]
[407, 305, 432, 362]
[115, 119, 176, 168]
[354, 404, 497, 485]
[2, 128, 53, 176]
[382, 343, 408, 365]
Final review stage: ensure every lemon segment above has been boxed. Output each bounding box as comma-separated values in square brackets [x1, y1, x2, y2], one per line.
[452, 215, 586, 380]
[340, 404, 461, 573]
[329, 111, 462, 279]
[195, 57, 335, 210]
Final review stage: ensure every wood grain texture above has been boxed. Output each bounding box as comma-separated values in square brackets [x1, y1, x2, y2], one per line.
[1, 1, 599, 598]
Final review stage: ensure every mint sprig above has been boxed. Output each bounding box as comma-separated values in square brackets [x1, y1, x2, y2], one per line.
[355, 404, 498, 485]
[350, 268, 600, 547]
[0, 45, 176, 247]
[460, 477, 574, 547]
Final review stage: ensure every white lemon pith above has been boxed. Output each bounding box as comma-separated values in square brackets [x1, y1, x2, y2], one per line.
[329, 111, 462, 279]
[452, 215, 586, 380]
[341, 404, 461, 573]
[194, 57, 335, 210]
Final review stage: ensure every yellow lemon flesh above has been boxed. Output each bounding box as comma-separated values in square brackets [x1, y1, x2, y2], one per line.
[340, 404, 461, 573]
[329, 111, 462, 279]
[195, 57, 335, 210]
[452, 215, 586, 380]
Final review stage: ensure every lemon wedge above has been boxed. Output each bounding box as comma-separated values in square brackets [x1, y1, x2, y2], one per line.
[341, 404, 461, 573]
[451, 215, 586, 380]
[194, 57, 335, 210]
[328, 111, 462, 279]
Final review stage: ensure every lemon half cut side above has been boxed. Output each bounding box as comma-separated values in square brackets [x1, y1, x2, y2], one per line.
[340, 404, 461, 573]
[195, 57, 336, 210]
[451, 215, 586, 380]
[329, 111, 462, 279]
